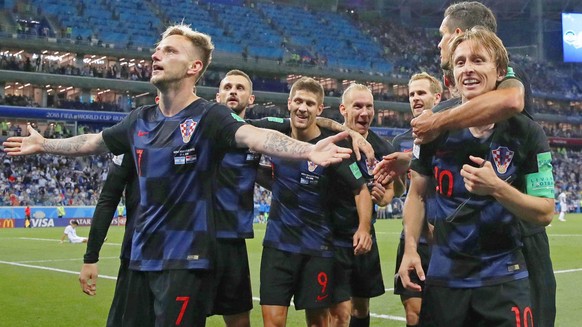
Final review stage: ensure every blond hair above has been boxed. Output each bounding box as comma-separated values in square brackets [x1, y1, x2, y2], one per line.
[449, 26, 508, 76]
[341, 83, 373, 104]
[408, 72, 443, 95]
[160, 24, 214, 82]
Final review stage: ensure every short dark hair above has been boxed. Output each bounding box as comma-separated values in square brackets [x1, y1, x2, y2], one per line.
[444, 1, 497, 33]
[70, 220, 78, 226]
[224, 69, 253, 92]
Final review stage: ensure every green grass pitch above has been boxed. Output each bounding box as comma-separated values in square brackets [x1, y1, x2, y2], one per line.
[0, 215, 581, 326]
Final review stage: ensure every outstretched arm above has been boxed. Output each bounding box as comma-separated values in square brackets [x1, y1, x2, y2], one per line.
[3, 124, 108, 156]
[373, 152, 413, 185]
[412, 79, 525, 144]
[461, 156, 553, 225]
[315, 117, 375, 161]
[235, 125, 352, 167]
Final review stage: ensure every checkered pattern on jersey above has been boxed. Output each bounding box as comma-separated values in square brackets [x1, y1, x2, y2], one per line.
[213, 117, 291, 239]
[214, 149, 261, 239]
[330, 130, 394, 248]
[263, 130, 364, 258]
[103, 99, 244, 271]
[411, 115, 550, 288]
[392, 128, 414, 153]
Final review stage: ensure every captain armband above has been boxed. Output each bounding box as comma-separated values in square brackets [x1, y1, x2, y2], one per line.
[267, 117, 285, 123]
[525, 151, 554, 198]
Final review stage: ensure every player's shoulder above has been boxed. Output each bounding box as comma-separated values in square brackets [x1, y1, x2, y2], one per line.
[507, 113, 542, 132]
[367, 129, 393, 155]
[392, 129, 412, 145]
[318, 127, 346, 145]
[432, 97, 461, 113]
[134, 103, 157, 115]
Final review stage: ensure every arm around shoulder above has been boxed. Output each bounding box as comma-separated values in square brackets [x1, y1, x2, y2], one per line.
[434, 79, 525, 132]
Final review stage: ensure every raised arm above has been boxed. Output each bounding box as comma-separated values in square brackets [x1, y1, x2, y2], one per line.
[315, 117, 375, 161]
[3, 124, 109, 156]
[234, 125, 352, 167]
[373, 152, 413, 185]
[412, 79, 525, 144]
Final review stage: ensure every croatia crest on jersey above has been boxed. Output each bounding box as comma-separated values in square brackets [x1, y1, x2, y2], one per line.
[491, 146, 514, 174]
[307, 161, 318, 172]
[365, 157, 377, 176]
[179, 119, 197, 143]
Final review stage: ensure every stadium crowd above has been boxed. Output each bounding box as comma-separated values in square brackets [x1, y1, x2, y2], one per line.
[1, 141, 578, 212]
[3, 48, 582, 119]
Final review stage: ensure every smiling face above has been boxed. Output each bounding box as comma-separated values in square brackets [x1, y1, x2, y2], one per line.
[340, 88, 374, 136]
[408, 78, 440, 117]
[150, 34, 200, 90]
[216, 74, 255, 115]
[452, 39, 504, 102]
[288, 89, 323, 131]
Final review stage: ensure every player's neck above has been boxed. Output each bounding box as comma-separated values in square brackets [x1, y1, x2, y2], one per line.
[158, 87, 199, 117]
[469, 124, 495, 139]
[292, 124, 320, 142]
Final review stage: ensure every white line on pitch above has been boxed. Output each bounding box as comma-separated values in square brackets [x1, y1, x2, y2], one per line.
[0, 260, 118, 280]
[14, 237, 122, 246]
[555, 267, 582, 274]
[17, 257, 118, 263]
[0, 260, 406, 322]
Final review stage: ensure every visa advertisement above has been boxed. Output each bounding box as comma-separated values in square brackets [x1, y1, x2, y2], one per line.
[0, 206, 125, 228]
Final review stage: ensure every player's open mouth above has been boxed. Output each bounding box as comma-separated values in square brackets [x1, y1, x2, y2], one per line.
[462, 78, 479, 86]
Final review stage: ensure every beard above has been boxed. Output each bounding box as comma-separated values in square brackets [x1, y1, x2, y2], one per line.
[228, 102, 246, 114]
[150, 69, 187, 91]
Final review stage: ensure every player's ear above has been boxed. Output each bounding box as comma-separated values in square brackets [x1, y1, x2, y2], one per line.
[339, 103, 347, 116]
[434, 93, 442, 105]
[496, 67, 506, 82]
[317, 104, 324, 116]
[187, 60, 203, 77]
